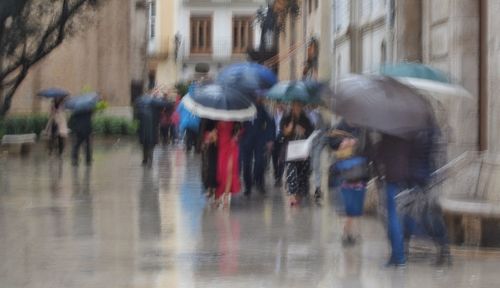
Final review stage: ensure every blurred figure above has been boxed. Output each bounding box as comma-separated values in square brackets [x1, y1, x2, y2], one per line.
[376, 126, 450, 267]
[240, 96, 275, 196]
[159, 106, 174, 145]
[328, 120, 370, 246]
[45, 97, 68, 156]
[215, 121, 241, 208]
[308, 104, 329, 201]
[136, 100, 161, 167]
[281, 101, 314, 206]
[272, 102, 286, 187]
[201, 119, 218, 199]
[68, 111, 93, 166]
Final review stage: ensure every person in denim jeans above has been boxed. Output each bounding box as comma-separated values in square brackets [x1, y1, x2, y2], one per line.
[377, 132, 450, 267]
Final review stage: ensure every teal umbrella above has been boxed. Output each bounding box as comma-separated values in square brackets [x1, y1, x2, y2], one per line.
[266, 81, 324, 104]
[380, 63, 449, 83]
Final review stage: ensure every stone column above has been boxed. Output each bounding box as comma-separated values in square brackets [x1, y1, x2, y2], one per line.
[392, 0, 422, 62]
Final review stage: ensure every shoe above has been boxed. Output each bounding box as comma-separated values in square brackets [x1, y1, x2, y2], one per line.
[435, 247, 452, 267]
[274, 179, 282, 188]
[257, 185, 266, 195]
[289, 195, 299, 206]
[244, 190, 251, 197]
[385, 258, 407, 268]
[342, 235, 356, 247]
[314, 188, 322, 200]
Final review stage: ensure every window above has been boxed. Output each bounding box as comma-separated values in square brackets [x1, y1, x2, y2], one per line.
[308, 0, 313, 14]
[334, 0, 349, 31]
[148, 0, 156, 40]
[380, 40, 387, 64]
[232, 16, 254, 54]
[190, 16, 212, 54]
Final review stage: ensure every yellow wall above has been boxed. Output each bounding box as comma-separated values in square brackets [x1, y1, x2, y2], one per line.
[152, 0, 179, 89]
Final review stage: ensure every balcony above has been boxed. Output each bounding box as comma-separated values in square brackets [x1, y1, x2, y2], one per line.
[183, 0, 264, 7]
[182, 40, 250, 64]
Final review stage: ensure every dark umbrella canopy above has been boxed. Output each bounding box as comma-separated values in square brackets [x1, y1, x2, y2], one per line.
[380, 63, 449, 83]
[183, 84, 256, 121]
[217, 62, 278, 97]
[65, 93, 99, 113]
[332, 75, 433, 138]
[135, 95, 174, 110]
[266, 81, 324, 104]
[37, 88, 70, 99]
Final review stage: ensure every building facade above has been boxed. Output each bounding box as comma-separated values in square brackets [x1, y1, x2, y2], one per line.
[332, 0, 388, 81]
[275, 0, 333, 82]
[9, 0, 149, 114]
[146, 0, 180, 90]
[176, 0, 265, 81]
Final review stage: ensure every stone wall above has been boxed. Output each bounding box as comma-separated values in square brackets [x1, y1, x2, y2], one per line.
[9, 0, 148, 115]
[422, 0, 479, 160]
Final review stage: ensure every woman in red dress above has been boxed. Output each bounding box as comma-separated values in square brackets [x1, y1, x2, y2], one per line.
[215, 121, 241, 207]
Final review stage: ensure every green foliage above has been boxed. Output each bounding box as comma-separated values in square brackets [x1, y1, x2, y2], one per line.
[0, 114, 137, 139]
[95, 100, 108, 113]
[0, 114, 49, 137]
[175, 82, 190, 97]
[91, 116, 137, 136]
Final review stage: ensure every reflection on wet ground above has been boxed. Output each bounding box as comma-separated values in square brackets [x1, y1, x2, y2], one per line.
[0, 141, 499, 288]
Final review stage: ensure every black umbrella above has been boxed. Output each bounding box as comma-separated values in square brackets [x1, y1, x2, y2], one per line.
[65, 93, 99, 113]
[183, 84, 256, 121]
[332, 75, 433, 138]
[37, 88, 69, 99]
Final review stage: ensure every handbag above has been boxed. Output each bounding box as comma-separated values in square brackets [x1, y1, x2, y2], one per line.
[335, 156, 368, 182]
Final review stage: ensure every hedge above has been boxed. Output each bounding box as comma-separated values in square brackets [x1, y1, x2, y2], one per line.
[0, 114, 137, 139]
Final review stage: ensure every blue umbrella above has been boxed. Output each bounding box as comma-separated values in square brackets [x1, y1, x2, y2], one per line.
[217, 62, 278, 97]
[177, 98, 200, 133]
[65, 93, 99, 113]
[37, 88, 70, 99]
[380, 63, 450, 83]
[183, 84, 256, 121]
[266, 81, 323, 104]
[135, 95, 173, 109]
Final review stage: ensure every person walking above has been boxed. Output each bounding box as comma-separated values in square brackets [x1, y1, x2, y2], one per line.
[215, 121, 241, 208]
[201, 119, 218, 199]
[45, 98, 68, 157]
[272, 102, 286, 187]
[136, 101, 161, 167]
[308, 104, 329, 201]
[328, 120, 371, 246]
[282, 101, 314, 206]
[240, 97, 275, 196]
[69, 111, 93, 166]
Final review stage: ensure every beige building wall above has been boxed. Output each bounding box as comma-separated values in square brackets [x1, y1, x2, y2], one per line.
[9, 0, 148, 115]
[484, 1, 500, 155]
[148, 0, 179, 89]
[422, 0, 479, 158]
[277, 0, 332, 81]
[332, 0, 388, 82]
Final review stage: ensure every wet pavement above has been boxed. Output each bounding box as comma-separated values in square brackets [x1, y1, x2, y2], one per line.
[1, 140, 499, 288]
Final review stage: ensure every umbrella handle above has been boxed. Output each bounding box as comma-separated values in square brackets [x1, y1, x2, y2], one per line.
[328, 129, 354, 138]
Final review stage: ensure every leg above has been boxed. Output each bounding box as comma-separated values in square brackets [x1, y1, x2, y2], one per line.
[85, 135, 92, 165]
[386, 182, 406, 265]
[272, 140, 281, 182]
[142, 144, 149, 165]
[58, 136, 65, 156]
[241, 146, 253, 195]
[253, 144, 266, 193]
[72, 134, 83, 165]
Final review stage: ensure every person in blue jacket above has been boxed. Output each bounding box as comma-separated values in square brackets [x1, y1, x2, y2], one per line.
[240, 96, 275, 196]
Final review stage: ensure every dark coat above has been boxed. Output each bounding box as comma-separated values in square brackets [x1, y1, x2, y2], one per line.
[280, 111, 314, 141]
[240, 104, 275, 149]
[136, 106, 160, 146]
[68, 112, 92, 137]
